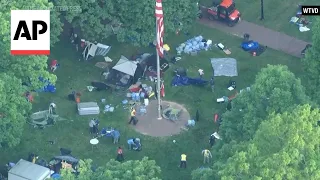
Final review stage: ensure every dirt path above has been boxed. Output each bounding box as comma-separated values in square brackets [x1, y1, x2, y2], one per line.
[198, 18, 310, 58]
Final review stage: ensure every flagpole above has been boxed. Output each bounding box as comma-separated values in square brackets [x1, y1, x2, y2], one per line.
[156, 21, 162, 120]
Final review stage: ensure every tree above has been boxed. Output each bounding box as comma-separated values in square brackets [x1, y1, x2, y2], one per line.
[0, 0, 62, 87]
[54, 0, 116, 42]
[0, 1, 62, 147]
[56, 0, 198, 46]
[192, 167, 214, 180]
[216, 105, 320, 180]
[59, 157, 162, 180]
[219, 65, 310, 143]
[0, 74, 31, 147]
[114, 0, 198, 46]
[302, 17, 320, 104]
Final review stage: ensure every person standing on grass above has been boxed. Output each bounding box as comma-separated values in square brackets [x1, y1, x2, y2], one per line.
[127, 138, 135, 150]
[195, 110, 200, 122]
[209, 134, 216, 147]
[180, 154, 187, 168]
[73, 34, 80, 52]
[210, 76, 215, 92]
[89, 119, 96, 134]
[128, 108, 137, 125]
[198, 69, 204, 79]
[50, 59, 58, 72]
[116, 147, 124, 162]
[202, 149, 212, 164]
[112, 129, 120, 144]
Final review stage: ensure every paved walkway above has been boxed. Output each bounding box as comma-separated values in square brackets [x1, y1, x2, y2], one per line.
[199, 18, 310, 58]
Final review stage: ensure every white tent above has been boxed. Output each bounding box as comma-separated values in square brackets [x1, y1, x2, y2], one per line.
[8, 159, 51, 180]
[112, 56, 137, 76]
[83, 42, 111, 61]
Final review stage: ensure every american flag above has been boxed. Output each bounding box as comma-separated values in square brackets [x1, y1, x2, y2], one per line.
[155, 0, 164, 58]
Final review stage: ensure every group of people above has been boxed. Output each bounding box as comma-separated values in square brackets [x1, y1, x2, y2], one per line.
[115, 138, 142, 162]
[127, 138, 142, 151]
[179, 132, 219, 168]
[89, 118, 99, 134]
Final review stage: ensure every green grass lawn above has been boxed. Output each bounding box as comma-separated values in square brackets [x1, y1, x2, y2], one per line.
[0, 23, 303, 180]
[199, 0, 317, 42]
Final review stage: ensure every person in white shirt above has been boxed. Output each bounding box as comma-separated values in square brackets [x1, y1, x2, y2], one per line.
[89, 119, 96, 134]
[198, 69, 204, 79]
[49, 103, 57, 114]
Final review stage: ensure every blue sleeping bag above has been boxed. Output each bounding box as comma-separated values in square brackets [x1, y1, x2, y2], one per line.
[37, 77, 56, 93]
[171, 75, 208, 86]
[241, 41, 260, 51]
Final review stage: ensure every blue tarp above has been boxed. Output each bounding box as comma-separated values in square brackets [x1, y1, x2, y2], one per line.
[241, 41, 260, 51]
[37, 77, 56, 93]
[51, 173, 61, 179]
[171, 75, 208, 86]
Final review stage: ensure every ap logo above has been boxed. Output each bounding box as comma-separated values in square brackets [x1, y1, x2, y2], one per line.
[11, 10, 50, 55]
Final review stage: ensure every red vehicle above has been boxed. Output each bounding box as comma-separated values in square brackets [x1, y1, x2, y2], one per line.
[199, 0, 241, 27]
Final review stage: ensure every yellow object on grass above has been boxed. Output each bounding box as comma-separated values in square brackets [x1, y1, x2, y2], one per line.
[149, 92, 155, 98]
[163, 44, 170, 51]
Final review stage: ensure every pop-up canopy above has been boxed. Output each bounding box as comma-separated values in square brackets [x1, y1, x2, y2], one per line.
[112, 56, 137, 76]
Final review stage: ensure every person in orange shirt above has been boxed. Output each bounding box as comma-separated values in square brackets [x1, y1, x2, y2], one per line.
[50, 59, 58, 72]
[116, 147, 124, 162]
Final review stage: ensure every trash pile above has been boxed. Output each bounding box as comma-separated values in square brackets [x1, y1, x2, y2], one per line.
[121, 83, 155, 111]
[289, 5, 311, 32]
[101, 99, 115, 113]
[176, 36, 212, 55]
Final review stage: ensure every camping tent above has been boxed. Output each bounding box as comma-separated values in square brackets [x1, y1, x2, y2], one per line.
[83, 42, 111, 61]
[8, 159, 51, 180]
[112, 56, 137, 76]
[105, 56, 143, 87]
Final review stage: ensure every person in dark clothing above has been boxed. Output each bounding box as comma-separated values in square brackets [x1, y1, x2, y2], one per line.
[195, 110, 200, 121]
[73, 34, 80, 52]
[68, 91, 76, 101]
[116, 147, 124, 162]
[227, 101, 232, 111]
[209, 134, 216, 147]
[154, 83, 158, 100]
[69, 27, 74, 42]
[210, 77, 215, 92]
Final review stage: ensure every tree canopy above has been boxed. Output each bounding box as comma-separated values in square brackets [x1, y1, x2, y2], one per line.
[55, 0, 198, 46]
[0, 1, 62, 147]
[302, 17, 320, 105]
[59, 157, 162, 180]
[219, 65, 309, 143]
[0, 74, 31, 147]
[191, 65, 311, 179]
[216, 105, 320, 180]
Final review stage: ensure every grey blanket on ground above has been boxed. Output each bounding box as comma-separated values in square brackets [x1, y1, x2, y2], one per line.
[210, 58, 238, 77]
